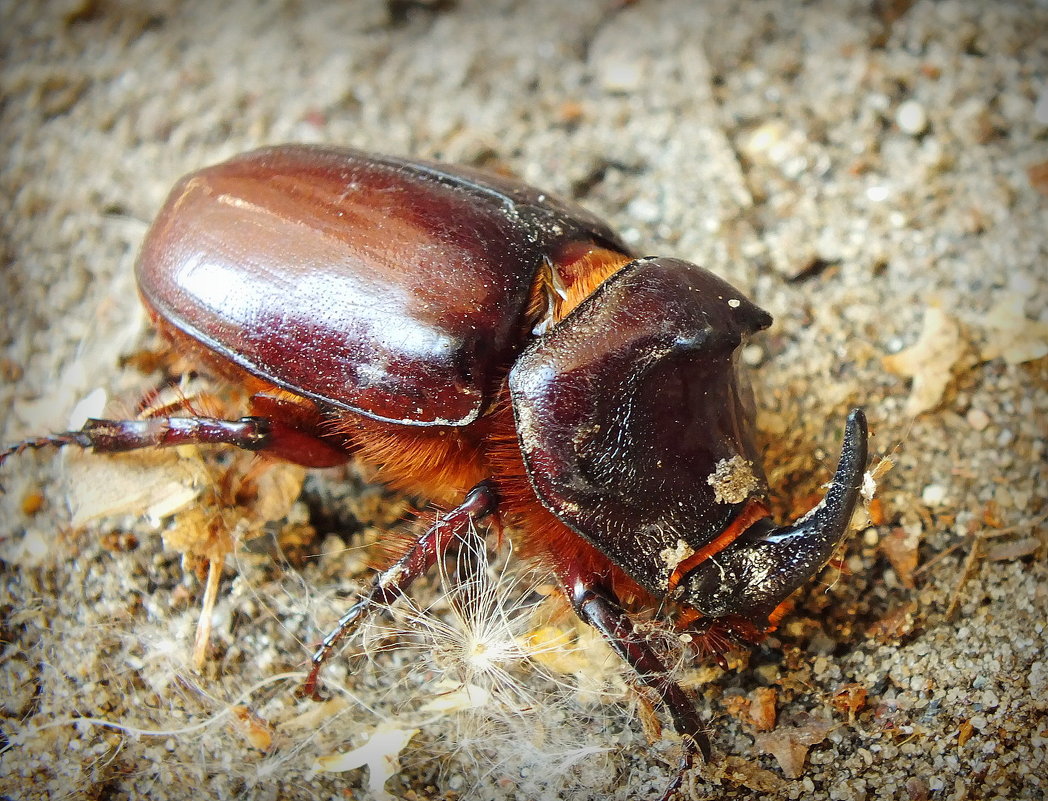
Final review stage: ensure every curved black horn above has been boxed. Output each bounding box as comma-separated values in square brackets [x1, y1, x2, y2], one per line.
[681, 409, 869, 624]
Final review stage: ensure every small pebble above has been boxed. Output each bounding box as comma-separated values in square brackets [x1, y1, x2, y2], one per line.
[904, 776, 928, 801]
[897, 100, 929, 135]
[626, 197, 660, 223]
[599, 60, 643, 92]
[980, 690, 999, 709]
[922, 484, 947, 505]
[966, 408, 990, 431]
[741, 120, 791, 164]
[742, 343, 765, 366]
[994, 484, 1016, 509]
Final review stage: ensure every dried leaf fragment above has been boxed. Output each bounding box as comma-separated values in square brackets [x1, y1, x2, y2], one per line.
[867, 497, 887, 526]
[526, 621, 621, 703]
[750, 687, 778, 732]
[418, 682, 491, 715]
[239, 461, 307, 528]
[316, 722, 420, 801]
[525, 624, 584, 674]
[753, 715, 833, 778]
[717, 755, 787, 792]
[882, 307, 967, 416]
[66, 447, 205, 526]
[283, 698, 349, 733]
[831, 683, 869, 722]
[880, 526, 920, 587]
[866, 600, 918, 642]
[985, 537, 1040, 562]
[979, 292, 1048, 365]
[230, 704, 274, 751]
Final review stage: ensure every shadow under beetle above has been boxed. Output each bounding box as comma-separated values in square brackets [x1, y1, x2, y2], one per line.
[3, 146, 868, 800]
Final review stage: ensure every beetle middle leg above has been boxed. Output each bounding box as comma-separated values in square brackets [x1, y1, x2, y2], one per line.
[300, 480, 499, 699]
[566, 572, 710, 801]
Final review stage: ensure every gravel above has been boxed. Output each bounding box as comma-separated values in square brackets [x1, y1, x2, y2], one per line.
[1, 1, 1045, 799]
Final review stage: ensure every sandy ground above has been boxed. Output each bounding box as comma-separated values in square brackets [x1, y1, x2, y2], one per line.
[1, 1, 1046, 799]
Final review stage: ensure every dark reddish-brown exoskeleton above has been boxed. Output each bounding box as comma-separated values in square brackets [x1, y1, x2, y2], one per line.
[3, 146, 868, 799]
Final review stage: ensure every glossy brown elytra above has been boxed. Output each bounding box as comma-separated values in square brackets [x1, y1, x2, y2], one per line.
[2, 145, 868, 799]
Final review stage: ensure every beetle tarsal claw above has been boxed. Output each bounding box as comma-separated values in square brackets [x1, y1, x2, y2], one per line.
[680, 409, 869, 624]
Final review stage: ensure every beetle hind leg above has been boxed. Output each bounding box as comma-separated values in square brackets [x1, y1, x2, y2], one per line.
[300, 480, 499, 699]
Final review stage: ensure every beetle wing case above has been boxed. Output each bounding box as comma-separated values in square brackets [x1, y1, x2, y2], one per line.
[508, 257, 773, 597]
[135, 145, 629, 427]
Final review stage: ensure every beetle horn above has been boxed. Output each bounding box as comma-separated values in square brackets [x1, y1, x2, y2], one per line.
[681, 409, 869, 625]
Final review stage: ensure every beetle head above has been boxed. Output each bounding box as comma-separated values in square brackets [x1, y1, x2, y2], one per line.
[509, 256, 776, 594]
[675, 408, 868, 628]
[509, 257, 869, 621]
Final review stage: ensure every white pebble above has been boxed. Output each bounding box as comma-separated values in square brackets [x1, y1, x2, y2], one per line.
[966, 408, 990, 431]
[742, 344, 765, 366]
[600, 60, 643, 92]
[627, 197, 660, 223]
[897, 100, 929, 135]
[922, 484, 947, 505]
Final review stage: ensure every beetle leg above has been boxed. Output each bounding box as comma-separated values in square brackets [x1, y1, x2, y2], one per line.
[567, 574, 709, 800]
[0, 412, 351, 470]
[300, 480, 499, 700]
[0, 416, 270, 467]
[1, 431, 95, 467]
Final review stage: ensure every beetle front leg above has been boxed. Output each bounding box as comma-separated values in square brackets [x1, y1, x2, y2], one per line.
[568, 575, 709, 801]
[300, 480, 499, 699]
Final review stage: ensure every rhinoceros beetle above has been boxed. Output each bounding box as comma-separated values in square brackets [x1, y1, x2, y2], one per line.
[3, 145, 868, 798]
